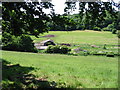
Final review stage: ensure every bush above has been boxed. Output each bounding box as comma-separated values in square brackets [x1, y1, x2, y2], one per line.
[102, 23, 116, 32]
[2, 33, 38, 52]
[106, 51, 114, 57]
[102, 27, 109, 31]
[19, 34, 38, 52]
[60, 45, 71, 54]
[2, 32, 13, 46]
[93, 27, 101, 31]
[2, 80, 23, 90]
[117, 31, 120, 38]
[112, 29, 117, 34]
[108, 23, 115, 29]
[45, 45, 71, 54]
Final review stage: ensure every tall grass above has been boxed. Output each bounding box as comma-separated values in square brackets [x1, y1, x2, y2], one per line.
[2, 50, 118, 88]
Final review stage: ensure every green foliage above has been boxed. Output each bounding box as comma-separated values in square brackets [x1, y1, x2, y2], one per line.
[19, 34, 38, 52]
[117, 31, 120, 38]
[2, 2, 53, 37]
[107, 23, 115, 29]
[45, 45, 71, 54]
[48, 14, 76, 31]
[2, 80, 23, 90]
[93, 27, 101, 31]
[2, 32, 13, 45]
[60, 45, 71, 54]
[106, 51, 114, 57]
[112, 29, 117, 34]
[102, 23, 117, 34]
[2, 2, 54, 52]
[102, 27, 109, 31]
[2, 33, 38, 52]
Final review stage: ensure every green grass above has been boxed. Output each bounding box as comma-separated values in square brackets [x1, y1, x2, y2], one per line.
[1, 30, 119, 88]
[2, 50, 118, 88]
[31, 30, 119, 56]
[0, 34, 1, 39]
[31, 30, 118, 45]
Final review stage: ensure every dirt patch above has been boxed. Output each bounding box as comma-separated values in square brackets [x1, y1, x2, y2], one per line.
[43, 35, 55, 37]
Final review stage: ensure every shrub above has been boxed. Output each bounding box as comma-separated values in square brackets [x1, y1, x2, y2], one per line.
[117, 31, 120, 38]
[2, 32, 13, 46]
[93, 27, 101, 31]
[2, 80, 23, 90]
[45, 45, 54, 53]
[45, 45, 71, 54]
[102, 27, 109, 31]
[51, 45, 61, 53]
[2, 32, 20, 50]
[19, 34, 38, 52]
[60, 45, 71, 54]
[106, 51, 114, 57]
[112, 29, 117, 34]
[102, 23, 116, 32]
[2, 33, 38, 52]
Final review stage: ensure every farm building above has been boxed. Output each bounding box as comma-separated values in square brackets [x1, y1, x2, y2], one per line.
[40, 39, 56, 46]
[34, 39, 56, 50]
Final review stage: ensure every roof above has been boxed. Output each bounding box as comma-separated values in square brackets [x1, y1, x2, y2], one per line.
[36, 46, 48, 50]
[40, 39, 54, 44]
[34, 39, 56, 49]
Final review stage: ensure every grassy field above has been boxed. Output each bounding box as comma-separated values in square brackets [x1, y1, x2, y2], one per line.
[31, 30, 119, 56]
[31, 30, 118, 45]
[1, 30, 119, 88]
[2, 50, 118, 88]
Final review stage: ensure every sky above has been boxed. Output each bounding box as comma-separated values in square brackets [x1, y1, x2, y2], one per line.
[43, 0, 119, 14]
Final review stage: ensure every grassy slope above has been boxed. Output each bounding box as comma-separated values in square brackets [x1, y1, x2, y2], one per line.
[31, 30, 118, 45]
[2, 50, 118, 88]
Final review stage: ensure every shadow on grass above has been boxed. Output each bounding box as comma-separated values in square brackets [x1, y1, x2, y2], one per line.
[2, 59, 56, 89]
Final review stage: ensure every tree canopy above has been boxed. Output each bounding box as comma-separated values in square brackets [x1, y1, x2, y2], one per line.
[2, 1, 119, 36]
[2, 2, 54, 37]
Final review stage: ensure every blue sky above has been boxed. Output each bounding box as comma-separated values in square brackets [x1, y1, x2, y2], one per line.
[43, 0, 119, 14]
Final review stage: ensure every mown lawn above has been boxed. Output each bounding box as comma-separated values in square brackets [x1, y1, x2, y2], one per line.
[31, 30, 118, 45]
[2, 50, 118, 88]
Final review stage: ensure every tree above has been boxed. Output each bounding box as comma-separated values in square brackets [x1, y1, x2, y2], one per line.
[47, 13, 76, 31]
[3, 1, 118, 35]
[2, 2, 54, 37]
[2, 2, 55, 52]
[64, 2, 118, 30]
